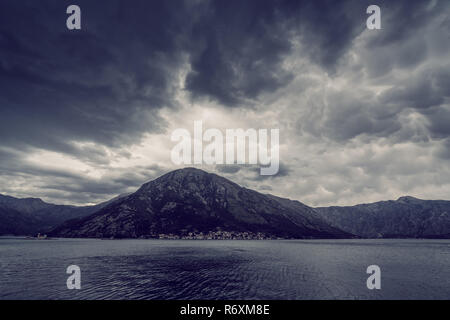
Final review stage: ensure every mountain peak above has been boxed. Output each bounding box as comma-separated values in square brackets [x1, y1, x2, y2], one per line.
[143, 167, 236, 190]
[175, 167, 206, 173]
[165, 167, 217, 177]
[397, 196, 421, 202]
[156, 167, 213, 179]
[51, 168, 352, 239]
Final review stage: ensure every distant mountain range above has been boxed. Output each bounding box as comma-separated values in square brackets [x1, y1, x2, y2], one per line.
[0, 193, 128, 235]
[1, 168, 449, 239]
[316, 196, 450, 238]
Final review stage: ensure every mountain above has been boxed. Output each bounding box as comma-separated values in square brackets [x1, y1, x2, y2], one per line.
[0, 206, 40, 235]
[7, 169, 449, 239]
[50, 168, 353, 239]
[315, 196, 450, 238]
[0, 193, 128, 236]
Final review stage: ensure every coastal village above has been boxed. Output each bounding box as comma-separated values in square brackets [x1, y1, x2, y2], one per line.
[157, 230, 279, 240]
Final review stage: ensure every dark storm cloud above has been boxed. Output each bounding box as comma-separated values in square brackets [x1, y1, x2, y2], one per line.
[215, 164, 242, 174]
[0, 0, 381, 172]
[185, 0, 448, 106]
[185, 0, 371, 106]
[365, 1, 445, 49]
[425, 107, 450, 139]
[2, 0, 441, 153]
[352, 0, 449, 78]
[300, 0, 449, 144]
[0, 0, 186, 155]
[380, 77, 443, 111]
[0, 0, 363, 152]
[185, 0, 294, 106]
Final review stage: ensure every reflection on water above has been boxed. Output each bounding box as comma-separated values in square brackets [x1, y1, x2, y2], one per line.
[0, 238, 449, 300]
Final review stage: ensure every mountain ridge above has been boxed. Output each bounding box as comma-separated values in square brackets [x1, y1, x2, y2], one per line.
[2, 168, 450, 239]
[0, 193, 129, 235]
[316, 196, 450, 238]
[50, 168, 353, 239]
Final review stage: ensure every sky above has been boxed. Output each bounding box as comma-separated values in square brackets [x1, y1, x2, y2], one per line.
[0, 0, 449, 207]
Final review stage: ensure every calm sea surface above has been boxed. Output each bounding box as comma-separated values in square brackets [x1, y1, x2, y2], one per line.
[0, 238, 449, 300]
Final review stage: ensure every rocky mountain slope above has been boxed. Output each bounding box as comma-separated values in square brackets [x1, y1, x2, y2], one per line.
[316, 196, 450, 238]
[0, 193, 127, 235]
[50, 168, 352, 239]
